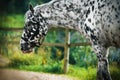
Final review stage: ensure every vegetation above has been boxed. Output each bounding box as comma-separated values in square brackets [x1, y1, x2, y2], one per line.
[0, 14, 24, 28]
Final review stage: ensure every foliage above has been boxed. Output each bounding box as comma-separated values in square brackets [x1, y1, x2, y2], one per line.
[69, 31, 97, 67]
[109, 48, 120, 65]
[7, 49, 63, 73]
[19, 61, 63, 73]
[68, 65, 97, 80]
[0, 14, 24, 28]
[70, 46, 97, 67]
[8, 53, 42, 67]
[110, 63, 120, 80]
[0, 30, 22, 56]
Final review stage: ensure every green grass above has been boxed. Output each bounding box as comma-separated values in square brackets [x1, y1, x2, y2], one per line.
[67, 64, 120, 80]
[1, 53, 120, 80]
[67, 65, 97, 80]
[4, 51, 63, 74]
[110, 63, 120, 80]
[0, 51, 97, 80]
[0, 14, 24, 28]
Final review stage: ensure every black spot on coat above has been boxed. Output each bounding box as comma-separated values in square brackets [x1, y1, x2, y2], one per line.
[118, 6, 120, 10]
[86, 8, 90, 17]
[92, 6, 94, 11]
[91, 34, 98, 41]
[88, 18, 91, 23]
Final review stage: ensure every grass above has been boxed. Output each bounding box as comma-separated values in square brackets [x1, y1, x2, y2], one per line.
[4, 50, 63, 74]
[0, 14, 24, 28]
[67, 64, 120, 80]
[110, 63, 120, 80]
[0, 52, 97, 80]
[67, 65, 97, 80]
[1, 53, 120, 80]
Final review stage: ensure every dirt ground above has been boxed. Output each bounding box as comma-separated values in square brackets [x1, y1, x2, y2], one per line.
[0, 69, 73, 80]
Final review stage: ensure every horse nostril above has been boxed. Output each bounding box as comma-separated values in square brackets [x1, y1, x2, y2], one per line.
[21, 46, 24, 51]
[21, 45, 24, 50]
[21, 44, 26, 51]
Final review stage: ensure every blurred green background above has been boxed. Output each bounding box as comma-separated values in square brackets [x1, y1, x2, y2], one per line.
[0, 0, 120, 80]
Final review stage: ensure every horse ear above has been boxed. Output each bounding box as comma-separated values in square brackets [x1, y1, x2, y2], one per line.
[29, 4, 34, 13]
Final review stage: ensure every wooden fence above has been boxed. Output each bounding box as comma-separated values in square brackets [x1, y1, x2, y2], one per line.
[0, 27, 91, 73]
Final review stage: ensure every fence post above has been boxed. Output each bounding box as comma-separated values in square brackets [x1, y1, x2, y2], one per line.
[64, 28, 70, 73]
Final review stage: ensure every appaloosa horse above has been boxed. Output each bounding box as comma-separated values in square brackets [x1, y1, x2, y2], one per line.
[20, 0, 120, 80]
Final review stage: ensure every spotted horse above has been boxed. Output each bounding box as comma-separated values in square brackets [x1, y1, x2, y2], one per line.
[20, 0, 120, 80]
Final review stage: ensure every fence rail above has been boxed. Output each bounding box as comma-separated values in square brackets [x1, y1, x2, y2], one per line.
[42, 42, 91, 47]
[0, 27, 91, 73]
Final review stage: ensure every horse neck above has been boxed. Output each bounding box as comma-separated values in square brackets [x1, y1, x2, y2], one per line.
[34, 0, 87, 33]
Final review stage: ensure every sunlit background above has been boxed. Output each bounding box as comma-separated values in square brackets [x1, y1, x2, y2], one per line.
[0, 0, 120, 80]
